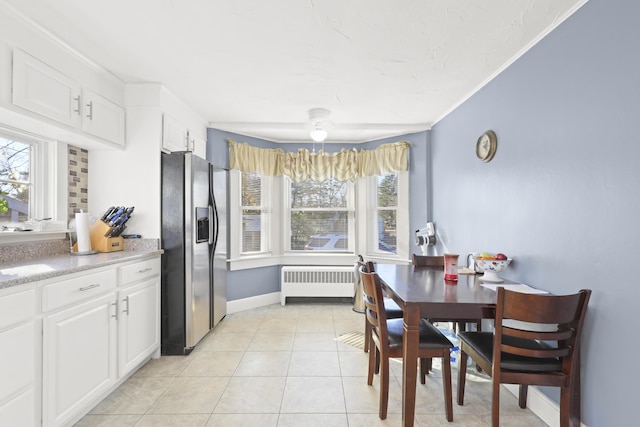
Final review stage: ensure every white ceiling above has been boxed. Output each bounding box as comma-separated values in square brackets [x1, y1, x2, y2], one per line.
[6, 0, 586, 143]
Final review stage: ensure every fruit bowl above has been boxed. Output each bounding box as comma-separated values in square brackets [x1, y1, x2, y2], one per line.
[475, 258, 512, 283]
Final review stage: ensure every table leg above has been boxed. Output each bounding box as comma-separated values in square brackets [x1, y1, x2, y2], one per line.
[402, 303, 420, 427]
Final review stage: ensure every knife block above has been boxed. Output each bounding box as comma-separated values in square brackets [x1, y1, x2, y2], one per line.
[89, 220, 124, 253]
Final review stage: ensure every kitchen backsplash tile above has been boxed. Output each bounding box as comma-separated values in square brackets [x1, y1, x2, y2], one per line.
[68, 145, 89, 221]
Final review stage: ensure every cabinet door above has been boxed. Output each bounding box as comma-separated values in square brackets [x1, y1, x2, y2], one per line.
[0, 287, 37, 427]
[162, 114, 189, 152]
[43, 293, 117, 427]
[118, 277, 160, 377]
[81, 88, 126, 146]
[12, 49, 82, 127]
[0, 322, 37, 427]
[190, 132, 207, 159]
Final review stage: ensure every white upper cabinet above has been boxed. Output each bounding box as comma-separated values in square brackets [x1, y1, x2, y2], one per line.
[190, 132, 207, 159]
[12, 49, 81, 128]
[81, 87, 125, 146]
[11, 48, 125, 147]
[162, 113, 189, 152]
[162, 112, 207, 159]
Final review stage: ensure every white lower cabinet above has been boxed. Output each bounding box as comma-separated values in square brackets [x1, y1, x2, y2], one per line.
[42, 292, 117, 427]
[118, 276, 160, 377]
[0, 287, 38, 427]
[39, 255, 161, 427]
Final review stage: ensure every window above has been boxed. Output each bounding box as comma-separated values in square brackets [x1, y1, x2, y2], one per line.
[240, 171, 269, 253]
[287, 177, 354, 252]
[376, 174, 398, 254]
[0, 135, 32, 222]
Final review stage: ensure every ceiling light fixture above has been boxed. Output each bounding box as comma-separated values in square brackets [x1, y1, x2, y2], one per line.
[309, 124, 328, 143]
[308, 108, 331, 143]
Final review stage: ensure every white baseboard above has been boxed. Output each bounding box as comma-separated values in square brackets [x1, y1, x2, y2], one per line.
[504, 384, 587, 427]
[226, 292, 281, 314]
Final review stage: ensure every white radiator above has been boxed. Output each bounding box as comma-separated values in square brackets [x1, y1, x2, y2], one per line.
[280, 266, 356, 305]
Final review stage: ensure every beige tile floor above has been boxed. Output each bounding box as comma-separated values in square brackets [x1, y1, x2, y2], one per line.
[75, 302, 548, 426]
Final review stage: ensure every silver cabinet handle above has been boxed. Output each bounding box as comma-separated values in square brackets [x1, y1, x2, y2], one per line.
[122, 296, 130, 315]
[79, 283, 100, 291]
[111, 302, 118, 319]
[86, 101, 93, 120]
[73, 96, 81, 115]
[138, 267, 152, 274]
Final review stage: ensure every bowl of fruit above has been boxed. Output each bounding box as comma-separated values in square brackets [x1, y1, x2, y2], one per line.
[474, 253, 511, 283]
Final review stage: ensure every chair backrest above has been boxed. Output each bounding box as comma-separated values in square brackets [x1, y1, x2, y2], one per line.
[493, 287, 591, 374]
[412, 254, 444, 267]
[356, 256, 375, 273]
[359, 266, 388, 343]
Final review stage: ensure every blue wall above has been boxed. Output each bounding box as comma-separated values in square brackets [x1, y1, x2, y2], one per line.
[430, 0, 638, 424]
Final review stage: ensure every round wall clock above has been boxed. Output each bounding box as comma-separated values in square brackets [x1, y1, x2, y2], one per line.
[476, 130, 497, 162]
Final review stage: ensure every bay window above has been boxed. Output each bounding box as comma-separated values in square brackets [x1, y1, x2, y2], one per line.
[227, 139, 410, 268]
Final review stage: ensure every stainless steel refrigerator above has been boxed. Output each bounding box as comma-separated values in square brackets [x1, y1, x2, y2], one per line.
[161, 151, 227, 355]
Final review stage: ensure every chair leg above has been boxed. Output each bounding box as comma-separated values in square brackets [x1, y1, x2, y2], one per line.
[375, 347, 380, 374]
[364, 317, 371, 353]
[519, 384, 528, 409]
[457, 350, 468, 405]
[441, 352, 453, 422]
[419, 358, 427, 384]
[367, 340, 376, 385]
[491, 376, 501, 427]
[473, 321, 483, 373]
[379, 355, 390, 420]
[560, 379, 581, 427]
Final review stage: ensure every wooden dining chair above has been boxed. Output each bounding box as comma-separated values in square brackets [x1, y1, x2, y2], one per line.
[360, 265, 454, 421]
[457, 287, 591, 427]
[357, 256, 403, 354]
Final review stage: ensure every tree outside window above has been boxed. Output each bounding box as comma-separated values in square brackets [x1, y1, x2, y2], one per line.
[0, 136, 31, 222]
[289, 178, 351, 251]
[376, 174, 397, 254]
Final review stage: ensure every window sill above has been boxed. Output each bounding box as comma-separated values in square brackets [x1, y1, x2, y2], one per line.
[0, 230, 69, 244]
[229, 251, 367, 271]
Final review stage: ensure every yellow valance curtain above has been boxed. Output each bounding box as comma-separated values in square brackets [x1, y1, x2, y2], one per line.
[228, 138, 410, 182]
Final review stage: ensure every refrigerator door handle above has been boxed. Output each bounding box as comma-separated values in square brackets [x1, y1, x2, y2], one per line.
[212, 197, 220, 252]
[208, 205, 214, 245]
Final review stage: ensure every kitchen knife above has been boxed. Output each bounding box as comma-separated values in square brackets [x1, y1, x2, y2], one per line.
[108, 208, 125, 226]
[109, 224, 127, 237]
[101, 206, 115, 221]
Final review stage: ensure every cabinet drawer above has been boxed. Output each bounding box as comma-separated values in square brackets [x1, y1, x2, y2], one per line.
[0, 288, 36, 330]
[119, 258, 160, 286]
[42, 269, 116, 312]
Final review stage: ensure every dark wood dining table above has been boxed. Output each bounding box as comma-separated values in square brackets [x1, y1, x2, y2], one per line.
[375, 263, 503, 427]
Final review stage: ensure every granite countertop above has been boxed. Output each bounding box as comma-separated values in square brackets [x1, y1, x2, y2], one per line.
[0, 242, 163, 289]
